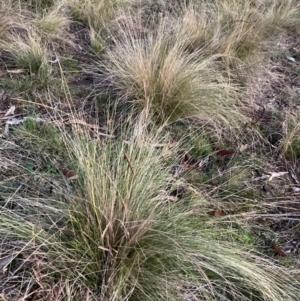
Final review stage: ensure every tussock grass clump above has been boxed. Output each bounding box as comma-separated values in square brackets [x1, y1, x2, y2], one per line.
[1, 29, 49, 76]
[65, 0, 129, 55]
[98, 19, 241, 126]
[1, 116, 300, 300]
[177, 0, 300, 76]
[89, 0, 300, 128]
[67, 0, 126, 31]
[0, 2, 31, 42]
[33, 2, 70, 40]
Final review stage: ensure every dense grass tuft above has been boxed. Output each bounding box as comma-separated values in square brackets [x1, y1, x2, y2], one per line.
[1, 117, 300, 300]
[98, 18, 241, 126]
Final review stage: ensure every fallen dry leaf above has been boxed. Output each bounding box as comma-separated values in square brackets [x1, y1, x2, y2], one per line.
[0, 70, 3, 77]
[291, 187, 300, 193]
[48, 57, 59, 64]
[0, 255, 14, 272]
[286, 55, 296, 62]
[165, 196, 178, 202]
[181, 153, 192, 164]
[272, 243, 287, 257]
[268, 171, 288, 181]
[253, 174, 270, 181]
[239, 144, 248, 152]
[290, 169, 299, 184]
[6, 117, 43, 125]
[216, 149, 235, 157]
[62, 169, 78, 180]
[3, 117, 44, 137]
[7, 69, 26, 74]
[180, 153, 199, 169]
[4, 105, 16, 116]
[253, 171, 289, 182]
[214, 211, 223, 217]
[198, 156, 210, 168]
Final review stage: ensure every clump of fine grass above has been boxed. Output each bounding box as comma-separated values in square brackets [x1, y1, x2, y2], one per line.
[88, 0, 300, 127]
[1, 29, 50, 77]
[177, 0, 300, 76]
[67, 0, 125, 31]
[0, 1, 31, 42]
[33, 2, 70, 41]
[97, 18, 241, 127]
[3, 31, 48, 73]
[1, 113, 300, 300]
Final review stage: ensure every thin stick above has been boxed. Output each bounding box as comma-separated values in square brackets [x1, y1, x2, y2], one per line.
[124, 152, 134, 175]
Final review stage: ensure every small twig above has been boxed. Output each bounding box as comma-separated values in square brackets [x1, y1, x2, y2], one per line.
[123, 152, 134, 175]
[0, 114, 23, 120]
[272, 243, 287, 257]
